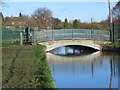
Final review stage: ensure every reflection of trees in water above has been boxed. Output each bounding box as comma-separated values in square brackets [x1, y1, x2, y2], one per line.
[118, 56, 120, 89]
[105, 52, 119, 89]
[103, 51, 119, 78]
[48, 51, 119, 88]
[91, 61, 94, 78]
[109, 56, 119, 89]
[109, 59, 113, 89]
[119, 62, 120, 89]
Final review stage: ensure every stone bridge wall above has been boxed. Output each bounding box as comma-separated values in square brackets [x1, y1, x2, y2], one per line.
[39, 40, 110, 51]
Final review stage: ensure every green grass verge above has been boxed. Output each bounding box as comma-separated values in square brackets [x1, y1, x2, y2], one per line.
[1, 44, 21, 47]
[2, 45, 55, 88]
[106, 42, 120, 48]
[31, 45, 55, 88]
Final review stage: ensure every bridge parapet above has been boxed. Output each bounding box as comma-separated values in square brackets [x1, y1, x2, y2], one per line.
[32, 29, 110, 44]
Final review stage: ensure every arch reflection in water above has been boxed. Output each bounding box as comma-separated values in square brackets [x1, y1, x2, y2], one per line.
[49, 45, 97, 56]
[47, 47, 119, 88]
[47, 51, 102, 63]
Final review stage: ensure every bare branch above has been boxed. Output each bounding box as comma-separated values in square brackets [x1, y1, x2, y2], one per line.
[32, 7, 52, 18]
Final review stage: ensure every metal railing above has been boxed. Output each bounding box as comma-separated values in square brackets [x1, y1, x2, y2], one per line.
[1, 28, 25, 44]
[1, 28, 111, 44]
[32, 29, 110, 44]
[112, 23, 120, 42]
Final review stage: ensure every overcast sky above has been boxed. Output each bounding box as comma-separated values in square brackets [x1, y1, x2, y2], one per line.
[1, 1, 118, 22]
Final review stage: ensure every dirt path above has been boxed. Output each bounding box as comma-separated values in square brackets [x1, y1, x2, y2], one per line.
[3, 48, 22, 85]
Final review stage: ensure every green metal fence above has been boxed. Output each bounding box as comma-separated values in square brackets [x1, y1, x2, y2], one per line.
[1, 28, 25, 44]
[1, 28, 111, 45]
[112, 23, 120, 42]
[32, 29, 110, 44]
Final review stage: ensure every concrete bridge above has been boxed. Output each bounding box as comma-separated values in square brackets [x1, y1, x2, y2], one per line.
[39, 39, 110, 51]
[31, 29, 111, 51]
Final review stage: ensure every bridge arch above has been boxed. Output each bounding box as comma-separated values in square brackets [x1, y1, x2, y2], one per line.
[38, 40, 110, 51]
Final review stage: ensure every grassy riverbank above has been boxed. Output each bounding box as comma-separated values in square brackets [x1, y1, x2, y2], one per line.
[106, 42, 120, 47]
[2, 44, 55, 88]
[103, 42, 120, 51]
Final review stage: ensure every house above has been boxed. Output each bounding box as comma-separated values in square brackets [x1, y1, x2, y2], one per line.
[4, 13, 52, 30]
[4, 14, 29, 28]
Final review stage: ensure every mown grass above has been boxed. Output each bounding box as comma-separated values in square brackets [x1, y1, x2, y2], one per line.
[1, 44, 21, 47]
[2, 45, 55, 88]
[106, 42, 120, 48]
[31, 45, 55, 88]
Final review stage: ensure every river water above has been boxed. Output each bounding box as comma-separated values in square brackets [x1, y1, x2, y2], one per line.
[47, 45, 120, 88]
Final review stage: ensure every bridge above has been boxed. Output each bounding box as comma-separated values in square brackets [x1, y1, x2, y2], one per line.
[31, 29, 111, 51]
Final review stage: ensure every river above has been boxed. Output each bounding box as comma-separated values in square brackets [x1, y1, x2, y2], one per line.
[47, 45, 120, 88]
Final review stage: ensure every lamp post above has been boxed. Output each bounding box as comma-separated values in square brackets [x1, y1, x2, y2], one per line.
[108, 0, 113, 23]
[108, 0, 114, 42]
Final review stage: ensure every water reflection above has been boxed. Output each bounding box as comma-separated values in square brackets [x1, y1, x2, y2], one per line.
[47, 46, 119, 88]
[47, 51, 103, 63]
[50, 45, 97, 56]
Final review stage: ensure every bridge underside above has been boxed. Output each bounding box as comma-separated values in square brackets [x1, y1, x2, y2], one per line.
[38, 40, 110, 51]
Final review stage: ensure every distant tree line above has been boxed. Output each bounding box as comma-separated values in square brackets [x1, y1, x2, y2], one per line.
[62, 18, 109, 30]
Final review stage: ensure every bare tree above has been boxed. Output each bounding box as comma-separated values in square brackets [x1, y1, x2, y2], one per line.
[32, 7, 52, 18]
[112, 1, 120, 22]
[51, 18, 62, 29]
[0, 0, 8, 6]
[0, 0, 5, 6]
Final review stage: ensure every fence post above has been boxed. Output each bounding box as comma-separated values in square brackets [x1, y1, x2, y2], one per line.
[110, 23, 113, 42]
[31, 30, 36, 45]
[72, 29, 74, 40]
[52, 29, 54, 40]
[91, 29, 92, 40]
[20, 32, 23, 45]
[112, 23, 114, 43]
[27, 26, 31, 43]
[91, 29, 94, 40]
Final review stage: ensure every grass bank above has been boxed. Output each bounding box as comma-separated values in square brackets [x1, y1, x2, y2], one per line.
[106, 42, 120, 48]
[2, 45, 55, 88]
[102, 42, 120, 51]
